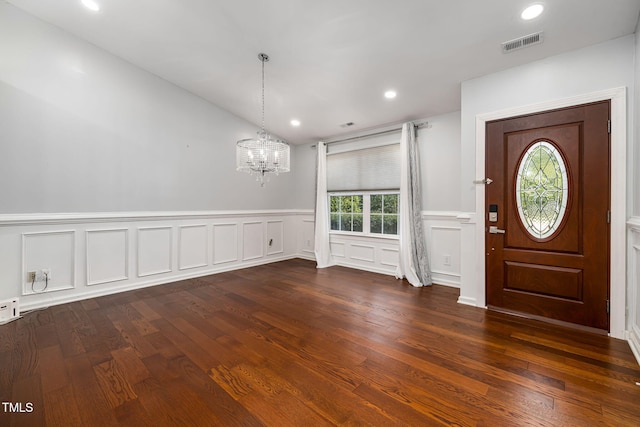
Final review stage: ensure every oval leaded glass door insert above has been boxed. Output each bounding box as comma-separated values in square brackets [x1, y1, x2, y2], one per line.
[515, 141, 568, 239]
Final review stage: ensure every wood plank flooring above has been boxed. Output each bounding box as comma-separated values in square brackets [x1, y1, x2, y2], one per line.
[1, 258, 639, 426]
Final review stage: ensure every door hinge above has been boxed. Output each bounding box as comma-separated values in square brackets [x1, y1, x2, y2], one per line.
[606, 299, 610, 314]
[608, 120, 611, 133]
[607, 210, 611, 224]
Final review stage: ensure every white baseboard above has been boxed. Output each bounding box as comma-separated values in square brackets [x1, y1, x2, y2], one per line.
[457, 296, 478, 307]
[629, 325, 640, 366]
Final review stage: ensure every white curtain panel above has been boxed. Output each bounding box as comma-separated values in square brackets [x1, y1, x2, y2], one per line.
[314, 142, 333, 268]
[395, 122, 432, 287]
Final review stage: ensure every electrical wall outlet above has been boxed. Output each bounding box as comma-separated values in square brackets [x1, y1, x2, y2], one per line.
[27, 269, 52, 282]
[443, 255, 451, 266]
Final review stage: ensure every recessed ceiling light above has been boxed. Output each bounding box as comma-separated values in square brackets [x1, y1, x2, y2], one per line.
[290, 119, 301, 127]
[81, 0, 100, 12]
[521, 4, 544, 20]
[384, 90, 397, 99]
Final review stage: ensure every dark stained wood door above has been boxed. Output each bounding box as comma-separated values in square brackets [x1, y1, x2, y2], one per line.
[486, 101, 610, 331]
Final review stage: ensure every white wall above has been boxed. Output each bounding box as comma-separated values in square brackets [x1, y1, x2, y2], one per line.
[418, 111, 461, 212]
[461, 35, 635, 212]
[0, 3, 298, 214]
[292, 143, 317, 209]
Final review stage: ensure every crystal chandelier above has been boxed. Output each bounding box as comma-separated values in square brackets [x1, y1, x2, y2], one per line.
[236, 53, 290, 186]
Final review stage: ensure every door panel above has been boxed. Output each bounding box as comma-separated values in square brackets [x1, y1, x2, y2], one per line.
[486, 101, 610, 331]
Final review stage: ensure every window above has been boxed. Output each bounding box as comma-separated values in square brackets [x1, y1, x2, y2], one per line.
[329, 192, 399, 236]
[515, 141, 568, 239]
[330, 195, 363, 232]
[370, 193, 398, 235]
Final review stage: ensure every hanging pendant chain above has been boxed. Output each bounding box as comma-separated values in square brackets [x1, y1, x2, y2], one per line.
[261, 56, 265, 133]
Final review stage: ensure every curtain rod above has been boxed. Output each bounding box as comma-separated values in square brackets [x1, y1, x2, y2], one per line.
[321, 121, 428, 146]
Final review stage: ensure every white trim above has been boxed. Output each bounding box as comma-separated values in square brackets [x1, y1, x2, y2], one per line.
[473, 87, 627, 339]
[630, 324, 640, 366]
[422, 211, 463, 221]
[0, 209, 314, 226]
[628, 217, 640, 232]
[331, 260, 397, 277]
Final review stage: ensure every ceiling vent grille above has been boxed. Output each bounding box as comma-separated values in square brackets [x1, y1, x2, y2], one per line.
[502, 32, 544, 53]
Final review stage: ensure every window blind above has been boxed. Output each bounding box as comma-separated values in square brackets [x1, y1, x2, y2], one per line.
[327, 143, 400, 191]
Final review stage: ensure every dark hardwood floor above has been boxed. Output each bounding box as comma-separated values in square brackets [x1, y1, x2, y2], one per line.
[1, 258, 639, 426]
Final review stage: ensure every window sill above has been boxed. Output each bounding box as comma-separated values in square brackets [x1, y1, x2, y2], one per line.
[329, 231, 399, 241]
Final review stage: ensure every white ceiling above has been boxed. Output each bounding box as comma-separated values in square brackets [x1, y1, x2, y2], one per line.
[7, 0, 640, 144]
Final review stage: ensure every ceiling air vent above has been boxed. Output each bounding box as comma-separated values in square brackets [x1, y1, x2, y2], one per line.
[502, 32, 544, 53]
[340, 122, 355, 128]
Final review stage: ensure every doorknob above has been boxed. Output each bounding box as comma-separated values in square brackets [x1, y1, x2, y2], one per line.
[489, 226, 506, 234]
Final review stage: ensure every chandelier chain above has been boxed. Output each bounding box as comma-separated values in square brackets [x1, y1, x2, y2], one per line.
[261, 55, 265, 132]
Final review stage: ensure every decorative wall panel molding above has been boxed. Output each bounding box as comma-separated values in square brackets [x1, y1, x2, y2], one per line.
[178, 224, 208, 271]
[266, 220, 284, 255]
[242, 221, 264, 261]
[22, 230, 76, 295]
[86, 228, 128, 286]
[429, 225, 462, 287]
[380, 247, 399, 268]
[350, 244, 376, 263]
[299, 219, 315, 257]
[213, 223, 239, 265]
[137, 226, 173, 277]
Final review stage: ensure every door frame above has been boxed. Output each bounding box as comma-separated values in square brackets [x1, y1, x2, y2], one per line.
[473, 87, 626, 339]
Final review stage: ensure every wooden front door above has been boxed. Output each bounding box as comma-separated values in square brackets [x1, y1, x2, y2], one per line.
[485, 101, 610, 331]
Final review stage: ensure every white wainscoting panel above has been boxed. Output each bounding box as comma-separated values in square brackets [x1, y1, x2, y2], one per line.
[350, 244, 375, 263]
[423, 212, 464, 288]
[178, 224, 208, 271]
[266, 220, 284, 256]
[299, 219, 315, 259]
[0, 210, 313, 312]
[380, 247, 399, 268]
[330, 241, 346, 258]
[22, 230, 76, 295]
[86, 228, 128, 286]
[213, 223, 238, 265]
[429, 225, 462, 287]
[242, 221, 264, 261]
[137, 226, 173, 277]
[329, 234, 398, 275]
[305, 211, 466, 280]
